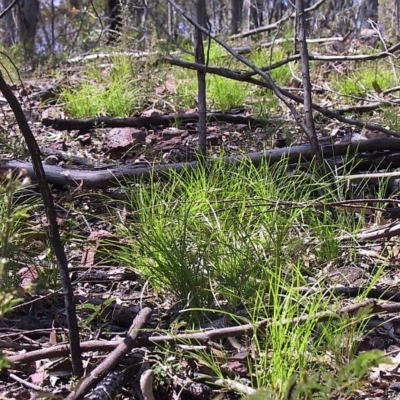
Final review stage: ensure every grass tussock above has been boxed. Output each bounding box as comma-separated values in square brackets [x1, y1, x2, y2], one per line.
[107, 157, 387, 397]
[60, 56, 143, 118]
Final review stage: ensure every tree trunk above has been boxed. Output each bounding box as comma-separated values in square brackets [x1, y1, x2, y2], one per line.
[358, 0, 378, 30]
[230, 0, 243, 34]
[1, 0, 17, 46]
[270, 0, 288, 24]
[250, 0, 263, 29]
[106, 0, 122, 44]
[17, 0, 39, 58]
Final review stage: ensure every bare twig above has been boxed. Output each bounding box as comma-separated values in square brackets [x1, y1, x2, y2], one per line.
[163, 57, 400, 137]
[7, 371, 52, 393]
[338, 221, 400, 241]
[336, 170, 400, 181]
[0, 0, 19, 20]
[166, 0, 325, 159]
[246, 41, 400, 77]
[66, 307, 152, 400]
[194, 0, 207, 157]
[10, 299, 400, 368]
[295, 0, 322, 165]
[0, 72, 83, 378]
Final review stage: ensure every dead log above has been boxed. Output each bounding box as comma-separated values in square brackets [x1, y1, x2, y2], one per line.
[42, 112, 267, 131]
[2, 138, 400, 188]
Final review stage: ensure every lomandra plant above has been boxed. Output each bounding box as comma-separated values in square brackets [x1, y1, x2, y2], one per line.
[107, 154, 392, 397]
[241, 350, 387, 399]
[0, 278, 18, 369]
[111, 156, 365, 320]
[331, 61, 397, 98]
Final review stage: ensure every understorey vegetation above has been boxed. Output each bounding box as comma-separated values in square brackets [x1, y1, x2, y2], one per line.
[109, 158, 392, 396]
[2, 1, 400, 399]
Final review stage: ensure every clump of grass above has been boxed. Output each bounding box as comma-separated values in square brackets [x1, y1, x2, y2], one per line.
[207, 74, 249, 111]
[173, 67, 250, 111]
[249, 46, 294, 86]
[0, 273, 19, 369]
[381, 107, 400, 131]
[107, 156, 389, 396]
[170, 43, 296, 113]
[332, 62, 397, 97]
[122, 159, 370, 294]
[174, 43, 299, 112]
[111, 157, 370, 314]
[60, 56, 142, 118]
[114, 159, 310, 310]
[0, 174, 37, 283]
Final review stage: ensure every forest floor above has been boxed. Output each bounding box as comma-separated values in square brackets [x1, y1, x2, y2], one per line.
[1, 49, 400, 400]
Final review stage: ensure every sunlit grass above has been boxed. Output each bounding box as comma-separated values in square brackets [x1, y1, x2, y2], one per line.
[105, 155, 389, 397]
[332, 62, 398, 98]
[60, 56, 143, 117]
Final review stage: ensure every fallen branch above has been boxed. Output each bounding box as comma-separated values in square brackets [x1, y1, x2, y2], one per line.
[6, 371, 52, 393]
[163, 57, 400, 138]
[338, 221, 400, 241]
[242, 40, 400, 78]
[42, 112, 266, 131]
[9, 299, 400, 368]
[66, 307, 152, 400]
[337, 170, 400, 181]
[3, 138, 400, 188]
[297, 286, 400, 303]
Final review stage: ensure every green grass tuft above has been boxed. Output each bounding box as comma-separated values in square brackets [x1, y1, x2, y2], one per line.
[104, 155, 390, 397]
[60, 56, 143, 118]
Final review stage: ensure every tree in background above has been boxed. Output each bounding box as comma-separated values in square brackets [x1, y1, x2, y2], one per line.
[0, 0, 398, 62]
[106, 0, 122, 44]
[17, 0, 39, 58]
[1, 0, 16, 46]
[230, 0, 244, 34]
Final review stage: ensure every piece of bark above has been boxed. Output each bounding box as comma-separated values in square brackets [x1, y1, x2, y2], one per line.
[40, 147, 113, 167]
[86, 366, 126, 400]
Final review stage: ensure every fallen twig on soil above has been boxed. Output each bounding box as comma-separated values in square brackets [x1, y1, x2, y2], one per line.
[338, 221, 400, 241]
[66, 307, 152, 400]
[8, 299, 400, 368]
[42, 112, 266, 131]
[3, 138, 400, 188]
